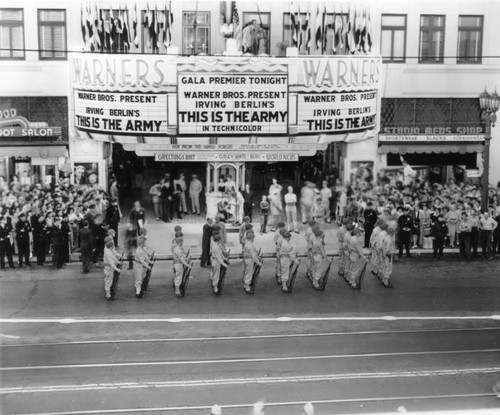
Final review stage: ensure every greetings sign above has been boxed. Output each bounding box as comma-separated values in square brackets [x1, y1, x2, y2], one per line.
[297, 90, 377, 133]
[177, 63, 288, 135]
[74, 90, 167, 134]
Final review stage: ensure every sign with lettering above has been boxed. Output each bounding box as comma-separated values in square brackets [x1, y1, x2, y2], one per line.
[379, 135, 485, 142]
[177, 64, 288, 135]
[73, 90, 168, 134]
[144, 143, 314, 151]
[382, 126, 485, 135]
[155, 152, 298, 162]
[0, 108, 62, 138]
[297, 90, 377, 133]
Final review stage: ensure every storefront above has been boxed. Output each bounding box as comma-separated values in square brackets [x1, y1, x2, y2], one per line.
[69, 49, 381, 210]
[0, 97, 69, 188]
[377, 98, 485, 184]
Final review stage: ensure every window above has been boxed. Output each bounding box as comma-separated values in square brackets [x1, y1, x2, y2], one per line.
[325, 13, 349, 55]
[38, 9, 66, 59]
[242, 12, 270, 55]
[0, 9, 24, 59]
[282, 12, 308, 54]
[419, 15, 445, 63]
[141, 9, 172, 54]
[457, 15, 483, 63]
[182, 11, 210, 55]
[381, 14, 406, 63]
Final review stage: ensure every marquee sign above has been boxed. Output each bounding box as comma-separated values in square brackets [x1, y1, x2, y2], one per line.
[177, 63, 288, 135]
[73, 90, 168, 134]
[0, 109, 62, 138]
[154, 152, 298, 162]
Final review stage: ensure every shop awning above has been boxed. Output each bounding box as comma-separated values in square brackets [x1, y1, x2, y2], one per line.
[0, 145, 67, 158]
[377, 143, 484, 154]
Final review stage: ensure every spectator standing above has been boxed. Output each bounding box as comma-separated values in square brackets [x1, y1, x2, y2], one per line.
[479, 212, 497, 259]
[259, 195, 270, 234]
[241, 184, 254, 222]
[78, 220, 93, 273]
[284, 186, 299, 234]
[51, 218, 64, 270]
[174, 173, 188, 214]
[269, 191, 283, 231]
[105, 198, 121, 245]
[129, 201, 146, 233]
[458, 212, 472, 261]
[149, 181, 162, 221]
[0, 216, 14, 269]
[320, 180, 332, 223]
[189, 174, 203, 215]
[160, 180, 173, 222]
[200, 217, 212, 268]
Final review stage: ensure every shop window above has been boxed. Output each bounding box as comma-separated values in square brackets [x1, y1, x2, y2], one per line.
[242, 12, 270, 55]
[381, 14, 406, 63]
[419, 15, 445, 63]
[182, 11, 210, 55]
[0, 9, 24, 59]
[457, 15, 483, 64]
[38, 9, 66, 59]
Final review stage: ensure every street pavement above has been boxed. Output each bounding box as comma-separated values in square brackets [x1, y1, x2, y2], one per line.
[1, 256, 499, 415]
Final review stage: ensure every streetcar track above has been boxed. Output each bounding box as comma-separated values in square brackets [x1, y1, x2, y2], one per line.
[2, 348, 499, 371]
[2, 326, 500, 348]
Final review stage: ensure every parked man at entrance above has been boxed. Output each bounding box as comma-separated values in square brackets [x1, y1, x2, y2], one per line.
[189, 174, 203, 215]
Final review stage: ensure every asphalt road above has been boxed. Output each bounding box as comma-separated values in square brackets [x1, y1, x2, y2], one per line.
[1, 256, 500, 414]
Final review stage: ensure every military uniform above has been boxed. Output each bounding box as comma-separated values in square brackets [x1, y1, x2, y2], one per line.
[210, 240, 227, 292]
[337, 225, 347, 276]
[243, 237, 261, 290]
[103, 246, 120, 299]
[15, 218, 32, 267]
[377, 230, 393, 287]
[279, 238, 296, 291]
[173, 242, 190, 295]
[311, 234, 326, 287]
[397, 213, 413, 257]
[134, 246, 151, 295]
[0, 222, 15, 269]
[369, 225, 382, 276]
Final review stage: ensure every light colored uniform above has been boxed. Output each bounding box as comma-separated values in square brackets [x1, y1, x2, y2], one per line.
[189, 178, 202, 214]
[337, 226, 347, 276]
[103, 247, 119, 296]
[369, 226, 382, 275]
[342, 231, 352, 283]
[173, 244, 190, 288]
[305, 227, 314, 276]
[243, 240, 260, 286]
[134, 246, 150, 293]
[284, 193, 298, 232]
[275, 231, 284, 278]
[210, 242, 227, 287]
[348, 234, 366, 287]
[378, 230, 393, 284]
[311, 235, 326, 283]
[279, 239, 296, 285]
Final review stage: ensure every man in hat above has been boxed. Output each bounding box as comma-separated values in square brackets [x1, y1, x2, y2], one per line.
[397, 206, 414, 258]
[458, 211, 472, 261]
[284, 186, 299, 233]
[243, 231, 262, 293]
[103, 239, 121, 300]
[0, 215, 15, 269]
[479, 212, 497, 259]
[363, 201, 378, 248]
[172, 235, 191, 296]
[189, 174, 203, 215]
[15, 212, 31, 268]
[431, 214, 448, 259]
[279, 231, 296, 292]
[200, 218, 213, 268]
[134, 236, 153, 297]
[51, 217, 64, 270]
[210, 234, 228, 294]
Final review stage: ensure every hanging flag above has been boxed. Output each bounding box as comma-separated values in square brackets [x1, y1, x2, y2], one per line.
[290, 1, 298, 46]
[354, 6, 362, 49]
[365, 9, 372, 52]
[146, 3, 151, 49]
[305, 5, 311, 54]
[132, 4, 139, 47]
[359, 9, 366, 50]
[85, 4, 93, 50]
[297, 3, 303, 50]
[346, 7, 355, 53]
[93, 4, 101, 50]
[155, 5, 160, 49]
[231, 1, 241, 51]
[149, 4, 157, 49]
[168, 1, 174, 46]
[163, 5, 168, 47]
[322, 3, 328, 53]
[80, 6, 86, 44]
[122, 7, 131, 51]
[314, 4, 322, 52]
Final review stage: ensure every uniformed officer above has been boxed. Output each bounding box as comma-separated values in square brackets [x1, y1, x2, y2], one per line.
[397, 206, 414, 258]
[311, 228, 326, 289]
[0, 216, 15, 269]
[210, 234, 228, 294]
[279, 231, 297, 292]
[32, 214, 47, 266]
[173, 236, 191, 296]
[134, 236, 153, 297]
[15, 212, 32, 267]
[242, 231, 262, 293]
[103, 239, 121, 300]
[369, 219, 384, 277]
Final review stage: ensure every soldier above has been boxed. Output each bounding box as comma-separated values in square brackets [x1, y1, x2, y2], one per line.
[274, 222, 287, 284]
[242, 231, 262, 293]
[310, 228, 326, 289]
[15, 212, 32, 268]
[397, 206, 414, 258]
[304, 220, 317, 279]
[378, 227, 394, 288]
[134, 236, 153, 297]
[369, 219, 384, 277]
[32, 214, 47, 266]
[210, 234, 229, 294]
[348, 227, 367, 290]
[79, 220, 93, 274]
[342, 224, 355, 286]
[200, 218, 213, 268]
[279, 231, 297, 292]
[172, 236, 191, 296]
[103, 239, 121, 300]
[239, 216, 252, 250]
[0, 216, 15, 269]
[337, 219, 349, 277]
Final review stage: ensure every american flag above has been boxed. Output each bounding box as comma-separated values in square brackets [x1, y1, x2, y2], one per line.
[231, 1, 241, 51]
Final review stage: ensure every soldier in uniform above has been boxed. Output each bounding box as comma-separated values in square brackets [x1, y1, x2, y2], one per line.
[0, 216, 15, 269]
[397, 206, 414, 258]
[239, 216, 252, 250]
[274, 222, 287, 284]
[172, 236, 191, 296]
[342, 224, 355, 285]
[369, 219, 384, 277]
[310, 228, 327, 289]
[210, 234, 229, 294]
[134, 236, 153, 297]
[279, 231, 296, 292]
[242, 231, 262, 293]
[32, 213, 47, 266]
[348, 227, 367, 290]
[336, 218, 349, 277]
[103, 239, 121, 300]
[378, 227, 394, 288]
[15, 212, 32, 267]
[304, 220, 317, 279]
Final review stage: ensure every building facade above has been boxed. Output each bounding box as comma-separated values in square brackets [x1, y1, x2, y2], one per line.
[0, 0, 498, 196]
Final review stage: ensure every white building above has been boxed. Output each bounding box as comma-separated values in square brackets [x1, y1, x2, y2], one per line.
[0, 0, 498, 195]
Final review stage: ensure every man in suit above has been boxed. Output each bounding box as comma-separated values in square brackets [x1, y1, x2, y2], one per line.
[79, 220, 93, 273]
[200, 217, 212, 268]
[241, 184, 254, 222]
[51, 218, 64, 270]
[189, 175, 203, 215]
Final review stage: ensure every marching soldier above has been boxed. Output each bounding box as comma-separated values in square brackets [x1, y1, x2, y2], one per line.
[173, 236, 191, 296]
[342, 224, 355, 286]
[243, 231, 262, 293]
[103, 239, 121, 300]
[304, 220, 316, 279]
[274, 222, 286, 284]
[378, 226, 394, 288]
[134, 236, 153, 297]
[369, 219, 384, 277]
[310, 228, 326, 290]
[210, 234, 229, 294]
[279, 231, 297, 292]
[337, 218, 349, 277]
[0, 216, 15, 269]
[348, 227, 367, 290]
[15, 212, 32, 268]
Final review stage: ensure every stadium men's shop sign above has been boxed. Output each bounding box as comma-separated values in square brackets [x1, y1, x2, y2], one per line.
[0, 108, 62, 138]
[177, 63, 288, 135]
[379, 135, 485, 142]
[73, 90, 167, 134]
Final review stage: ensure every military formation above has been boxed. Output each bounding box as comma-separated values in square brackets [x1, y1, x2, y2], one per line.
[101, 214, 395, 301]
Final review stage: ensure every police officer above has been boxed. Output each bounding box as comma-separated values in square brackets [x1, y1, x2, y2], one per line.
[243, 231, 262, 293]
[15, 212, 32, 267]
[173, 236, 191, 297]
[51, 218, 64, 270]
[397, 206, 414, 258]
[0, 216, 15, 269]
[32, 213, 47, 266]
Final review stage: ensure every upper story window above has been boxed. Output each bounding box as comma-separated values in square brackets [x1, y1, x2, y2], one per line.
[0, 9, 24, 59]
[283, 12, 308, 54]
[457, 15, 483, 64]
[419, 15, 445, 63]
[38, 9, 67, 59]
[242, 12, 270, 55]
[381, 14, 406, 63]
[182, 11, 210, 55]
[141, 8, 173, 54]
